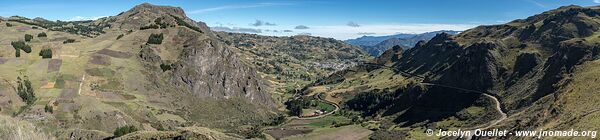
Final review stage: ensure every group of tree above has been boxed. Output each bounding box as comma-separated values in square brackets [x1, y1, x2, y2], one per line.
[147, 33, 164, 44]
[170, 15, 203, 33]
[345, 90, 398, 116]
[16, 76, 36, 105]
[113, 125, 138, 138]
[284, 98, 312, 116]
[11, 41, 32, 57]
[239, 125, 264, 139]
[39, 48, 52, 59]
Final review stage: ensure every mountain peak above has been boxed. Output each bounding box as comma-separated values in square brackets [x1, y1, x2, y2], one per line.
[129, 3, 186, 17]
[95, 3, 209, 33]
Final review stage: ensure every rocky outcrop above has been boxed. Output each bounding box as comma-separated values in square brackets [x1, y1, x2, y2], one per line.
[395, 33, 463, 76]
[170, 39, 274, 106]
[374, 45, 404, 65]
[435, 42, 505, 91]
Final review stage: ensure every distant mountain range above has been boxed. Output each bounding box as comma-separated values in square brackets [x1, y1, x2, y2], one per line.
[345, 30, 461, 56]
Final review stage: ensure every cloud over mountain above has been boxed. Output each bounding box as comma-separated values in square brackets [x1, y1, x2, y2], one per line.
[210, 26, 262, 33]
[295, 25, 309, 29]
[251, 20, 277, 26]
[347, 21, 360, 27]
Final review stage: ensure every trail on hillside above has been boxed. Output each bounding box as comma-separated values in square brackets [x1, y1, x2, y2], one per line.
[360, 63, 509, 138]
[78, 74, 85, 95]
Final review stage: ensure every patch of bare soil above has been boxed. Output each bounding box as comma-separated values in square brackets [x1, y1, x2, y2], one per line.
[266, 128, 313, 139]
[0, 58, 7, 64]
[58, 89, 77, 103]
[88, 55, 110, 66]
[47, 59, 62, 73]
[96, 49, 131, 58]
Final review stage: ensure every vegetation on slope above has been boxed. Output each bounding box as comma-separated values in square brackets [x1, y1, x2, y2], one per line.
[215, 32, 371, 103]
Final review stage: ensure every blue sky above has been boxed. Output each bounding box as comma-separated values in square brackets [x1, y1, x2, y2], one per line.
[1, 0, 598, 39]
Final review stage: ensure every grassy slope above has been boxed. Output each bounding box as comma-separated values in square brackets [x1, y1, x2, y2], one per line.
[305, 68, 410, 104]
[544, 59, 600, 130]
[0, 21, 275, 138]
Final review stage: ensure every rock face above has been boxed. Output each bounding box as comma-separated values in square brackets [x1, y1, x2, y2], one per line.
[170, 39, 273, 106]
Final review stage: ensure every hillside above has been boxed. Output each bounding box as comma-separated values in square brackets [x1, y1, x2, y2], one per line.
[302, 5, 600, 139]
[0, 2, 378, 139]
[0, 3, 285, 139]
[215, 32, 370, 102]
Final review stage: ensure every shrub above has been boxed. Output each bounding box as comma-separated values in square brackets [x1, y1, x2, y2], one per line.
[113, 125, 137, 138]
[63, 39, 76, 44]
[116, 34, 124, 40]
[160, 63, 172, 72]
[6, 23, 12, 27]
[240, 126, 264, 139]
[147, 33, 163, 44]
[139, 24, 159, 30]
[37, 32, 47, 37]
[24, 34, 33, 42]
[44, 104, 53, 113]
[39, 49, 52, 59]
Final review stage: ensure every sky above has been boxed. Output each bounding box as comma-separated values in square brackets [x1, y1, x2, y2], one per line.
[0, 0, 599, 40]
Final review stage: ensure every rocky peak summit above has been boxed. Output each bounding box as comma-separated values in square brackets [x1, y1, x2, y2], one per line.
[97, 3, 210, 33]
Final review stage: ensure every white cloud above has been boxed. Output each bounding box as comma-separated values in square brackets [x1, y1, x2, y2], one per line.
[190, 3, 293, 14]
[67, 16, 106, 21]
[595, 0, 600, 3]
[303, 23, 477, 40]
[211, 26, 262, 33]
[207, 23, 477, 40]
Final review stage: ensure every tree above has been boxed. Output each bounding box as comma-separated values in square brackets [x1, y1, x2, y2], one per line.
[14, 49, 20, 57]
[147, 33, 163, 44]
[113, 125, 138, 138]
[6, 23, 12, 27]
[39, 49, 52, 59]
[37, 32, 47, 37]
[24, 34, 33, 42]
